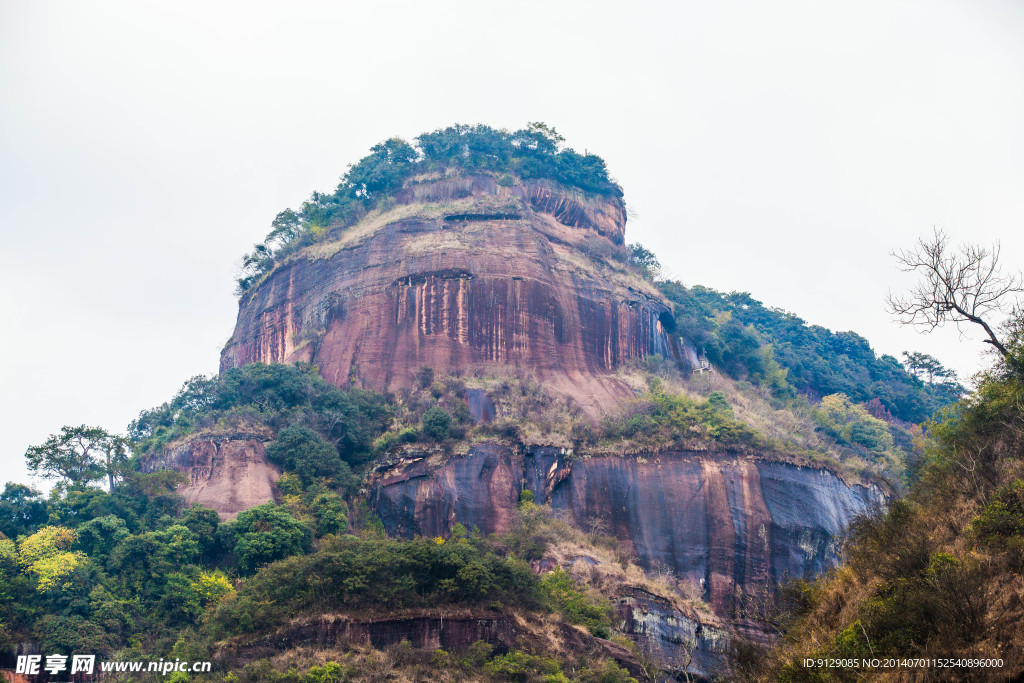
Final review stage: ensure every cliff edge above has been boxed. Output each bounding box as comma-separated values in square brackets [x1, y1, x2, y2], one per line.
[221, 174, 683, 416]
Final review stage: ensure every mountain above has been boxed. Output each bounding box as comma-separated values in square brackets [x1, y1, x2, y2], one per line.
[2, 124, 961, 682]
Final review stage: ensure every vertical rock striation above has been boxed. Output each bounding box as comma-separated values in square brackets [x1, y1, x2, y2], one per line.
[370, 444, 885, 613]
[221, 176, 680, 414]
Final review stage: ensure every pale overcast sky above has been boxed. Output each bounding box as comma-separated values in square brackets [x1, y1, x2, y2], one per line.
[2, 0, 1023, 487]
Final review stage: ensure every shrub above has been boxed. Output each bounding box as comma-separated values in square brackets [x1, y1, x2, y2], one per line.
[539, 567, 613, 638]
[422, 407, 452, 441]
[228, 504, 312, 574]
[576, 659, 639, 683]
[303, 662, 350, 683]
[310, 491, 348, 536]
[416, 366, 435, 389]
[485, 650, 568, 683]
[267, 424, 350, 487]
[602, 386, 760, 448]
[972, 479, 1024, 544]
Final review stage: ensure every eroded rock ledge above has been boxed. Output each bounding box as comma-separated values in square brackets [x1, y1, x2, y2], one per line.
[141, 429, 279, 520]
[369, 443, 886, 614]
[221, 176, 682, 416]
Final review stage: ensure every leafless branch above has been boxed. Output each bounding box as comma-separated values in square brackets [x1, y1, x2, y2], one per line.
[885, 228, 1023, 357]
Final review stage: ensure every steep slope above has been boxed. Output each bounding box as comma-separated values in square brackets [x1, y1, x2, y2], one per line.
[759, 350, 1024, 681]
[369, 445, 884, 616]
[140, 427, 280, 519]
[221, 175, 681, 415]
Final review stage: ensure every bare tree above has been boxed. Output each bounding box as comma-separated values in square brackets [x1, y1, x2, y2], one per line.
[678, 636, 695, 683]
[886, 229, 1024, 357]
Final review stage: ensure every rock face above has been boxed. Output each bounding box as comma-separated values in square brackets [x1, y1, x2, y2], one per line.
[370, 444, 885, 614]
[219, 610, 647, 681]
[617, 587, 730, 680]
[142, 432, 280, 519]
[221, 175, 683, 414]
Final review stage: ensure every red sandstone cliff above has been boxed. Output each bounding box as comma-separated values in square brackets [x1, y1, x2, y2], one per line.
[221, 175, 681, 415]
[142, 429, 280, 519]
[368, 444, 885, 616]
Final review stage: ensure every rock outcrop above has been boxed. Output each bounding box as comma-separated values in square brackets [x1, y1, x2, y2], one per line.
[142, 431, 279, 519]
[217, 609, 650, 681]
[207, 167, 888, 678]
[221, 175, 683, 415]
[370, 444, 885, 614]
[617, 586, 730, 679]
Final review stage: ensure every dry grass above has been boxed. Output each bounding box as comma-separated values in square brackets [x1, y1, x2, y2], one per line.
[305, 199, 473, 260]
[544, 237, 663, 301]
[401, 230, 473, 257]
[521, 505, 719, 629]
[460, 368, 583, 448]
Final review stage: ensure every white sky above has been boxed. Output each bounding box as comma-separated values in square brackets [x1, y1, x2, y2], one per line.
[2, 0, 1024, 488]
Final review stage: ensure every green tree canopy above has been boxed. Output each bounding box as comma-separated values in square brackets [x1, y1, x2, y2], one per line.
[266, 424, 351, 487]
[421, 407, 452, 441]
[0, 483, 48, 539]
[227, 504, 312, 574]
[660, 281, 960, 422]
[25, 426, 127, 491]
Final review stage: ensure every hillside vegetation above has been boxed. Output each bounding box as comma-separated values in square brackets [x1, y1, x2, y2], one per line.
[5, 361, 721, 682]
[747, 327, 1024, 681]
[3, 127, 986, 681]
[659, 283, 962, 424]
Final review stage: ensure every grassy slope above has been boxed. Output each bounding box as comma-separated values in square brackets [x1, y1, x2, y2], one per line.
[754, 354, 1024, 682]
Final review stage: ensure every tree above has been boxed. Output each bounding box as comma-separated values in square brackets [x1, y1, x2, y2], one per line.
[0, 483, 48, 539]
[901, 351, 955, 385]
[18, 526, 88, 593]
[266, 209, 302, 248]
[886, 229, 1023, 357]
[179, 504, 222, 564]
[75, 515, 130, 562]
[422, 407, 452, 441]
[25, 426, 128, 491]
[228, 503, 312, 574]
[266, 424, 349, 487]
[627, 243, 661, 280]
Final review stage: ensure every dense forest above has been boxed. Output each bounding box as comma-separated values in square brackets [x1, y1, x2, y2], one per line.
[657, 281, 962, 424]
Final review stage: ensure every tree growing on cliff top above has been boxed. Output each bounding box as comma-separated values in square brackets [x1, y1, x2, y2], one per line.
[627, 243, 661, 281]
[25, 426, 128, 492]
[237, 123, 623, 294]
[886, 229, 1024, 358]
